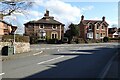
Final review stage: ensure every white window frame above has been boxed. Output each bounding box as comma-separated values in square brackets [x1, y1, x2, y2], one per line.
[51, 32, 58, 39]
[101, 25, 105, 30]
[39, 24, 44, 29]
[96, 24, 100, 30]
[87, 32, 93, 39]
[52, 25, 57, 30]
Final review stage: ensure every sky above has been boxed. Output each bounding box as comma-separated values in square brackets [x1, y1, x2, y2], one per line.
[2, 0, 119, 34]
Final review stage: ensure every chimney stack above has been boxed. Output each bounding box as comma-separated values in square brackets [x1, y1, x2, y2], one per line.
[102, 16, 105, 21]
[0, 14, 3, 20]
[44, 10, 49, 17]
[81, 15, 84, 21]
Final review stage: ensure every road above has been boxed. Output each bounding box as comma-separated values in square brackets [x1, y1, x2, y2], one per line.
[1, 43, 119, 79]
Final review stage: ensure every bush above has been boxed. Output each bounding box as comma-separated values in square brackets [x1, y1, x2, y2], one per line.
[103, 37, 109, 42]
[62, 37, 68, 43]
[47, 39, 59, 44]
[2, 35, 29, 42]
[109, 37, 120, 40]
[30, 36, 39, 44]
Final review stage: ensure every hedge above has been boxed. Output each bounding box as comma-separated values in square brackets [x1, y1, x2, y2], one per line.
[109, 37, 120, 40]
[2, 35, 29, 42]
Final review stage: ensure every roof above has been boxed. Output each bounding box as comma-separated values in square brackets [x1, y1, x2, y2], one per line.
[24, 10, 64, 26]
[0, 20, 17, 33]
[81, 20, 109, 26]
[24, 16, 65, 26]
[11, 26, 17, 33]
[108, 27, 117, 34]
[0, 19, 12, 26]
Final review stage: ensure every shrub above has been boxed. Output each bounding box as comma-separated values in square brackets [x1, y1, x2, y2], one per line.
[47, 38, 59, 44]
[30, 36, 39, 44]
[62, 37, 68, 43]
[103, 37, 109, 42]
[109, 37, 120, 40]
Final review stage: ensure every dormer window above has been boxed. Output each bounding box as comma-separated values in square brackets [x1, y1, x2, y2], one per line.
[52, 25, 57, 30]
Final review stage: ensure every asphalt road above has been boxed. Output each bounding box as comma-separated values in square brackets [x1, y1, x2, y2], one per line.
[1, 43, 119, 79]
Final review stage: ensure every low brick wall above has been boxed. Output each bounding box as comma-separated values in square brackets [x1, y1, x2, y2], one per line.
[0, 42, 30, 54]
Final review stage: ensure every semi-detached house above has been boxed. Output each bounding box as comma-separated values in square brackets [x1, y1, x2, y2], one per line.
[78, 15, 109, 40]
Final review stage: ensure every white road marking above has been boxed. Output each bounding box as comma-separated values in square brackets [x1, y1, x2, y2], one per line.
[59, 51, 92, 54]
[38, 56, 64, 65]
[33, 51, 43, 56]
[47, 65, 57, 67]
[0, 73, 5, 76]
[98, 52, 118, 78]
[46, 48, 50, 49]
[41, 48, 45, 49]
[58, 49, 59, 52]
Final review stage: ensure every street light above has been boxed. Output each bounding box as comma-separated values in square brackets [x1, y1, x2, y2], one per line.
[13, 30, 16, 54]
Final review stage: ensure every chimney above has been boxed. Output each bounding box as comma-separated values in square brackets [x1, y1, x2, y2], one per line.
[0, 14, 3, 20]
[81, 15, 84, 21]
[44, 10, 49, 17]
[102, 16, 105, 21]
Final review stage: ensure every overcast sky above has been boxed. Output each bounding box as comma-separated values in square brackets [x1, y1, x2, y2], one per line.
[3, 0, 119, 34]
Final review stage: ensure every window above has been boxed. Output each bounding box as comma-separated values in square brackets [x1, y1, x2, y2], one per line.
[39, 25, 44, 29]
[96, 33, 99, 39]
[102, 25, 105, 29]
[89, 25, 92, 29]
[52, 34, 54, 39]
[97, 24, 100, 30]
[88, 23, 93, 31]
[51, 32, 58, 39]
[87, 32, 93, 39]
[55, 34, 57, 38]
[101, 33, 102, 37]
[39, 30, 46, 40]
[52, 25, 57, 30]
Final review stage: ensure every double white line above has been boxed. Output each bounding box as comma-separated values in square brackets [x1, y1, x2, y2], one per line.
[38, 56, 64, 65]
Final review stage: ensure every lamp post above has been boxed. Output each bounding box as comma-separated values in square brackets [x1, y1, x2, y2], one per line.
[13, 31, 16, 54]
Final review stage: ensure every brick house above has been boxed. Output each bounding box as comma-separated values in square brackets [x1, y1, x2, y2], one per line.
[24, 10, 65, 41]
[78, 15, 109, 40]
[0, 19, 17, 36]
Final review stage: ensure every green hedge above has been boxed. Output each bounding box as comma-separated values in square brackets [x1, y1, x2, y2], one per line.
[109, 37, 120, 40]
[2, 35, 29, 42]
[47, 39, 59, 44]
[30, 36, 39, 44]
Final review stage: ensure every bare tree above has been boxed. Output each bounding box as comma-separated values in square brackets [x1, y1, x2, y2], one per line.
[0, 0, 34, 18]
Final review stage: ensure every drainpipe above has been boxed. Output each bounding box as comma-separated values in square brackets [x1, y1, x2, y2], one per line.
[60, 25, 61, 40]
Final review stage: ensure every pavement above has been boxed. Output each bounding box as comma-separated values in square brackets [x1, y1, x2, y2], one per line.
[0, 50, 42, 61]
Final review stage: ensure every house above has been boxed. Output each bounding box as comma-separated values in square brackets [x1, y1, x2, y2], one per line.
[78, 15, 109, 40]
[0, 19, 17, 36]
[24, 10, 65, 42]
[118, 28, 120, 37]
[108, 27, 119, 38]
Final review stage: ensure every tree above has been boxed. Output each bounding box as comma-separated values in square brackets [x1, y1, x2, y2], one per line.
[0, 0, 34, 18]
[64, 23, 79, 43]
